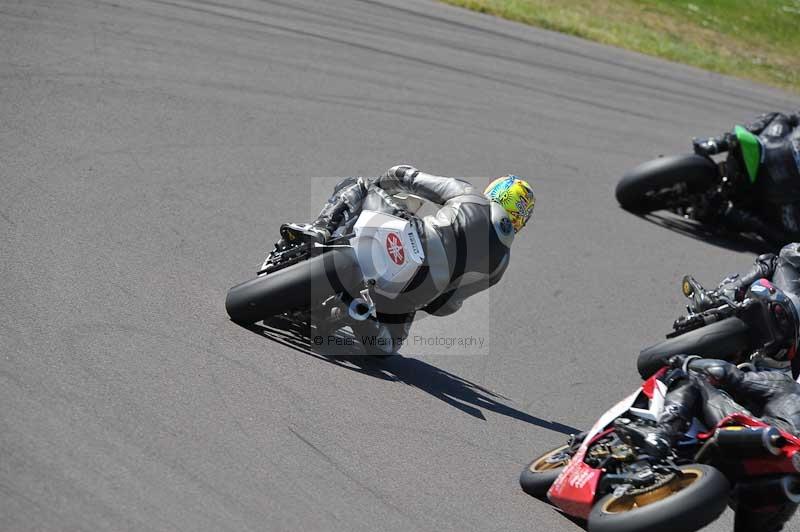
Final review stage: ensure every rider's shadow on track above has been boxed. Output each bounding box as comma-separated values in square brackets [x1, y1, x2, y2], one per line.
[239, 316, 579, 436]
[636, 211, 773, 254]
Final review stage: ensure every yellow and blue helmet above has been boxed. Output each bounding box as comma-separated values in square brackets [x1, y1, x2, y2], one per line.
[484, 175, 535, 233]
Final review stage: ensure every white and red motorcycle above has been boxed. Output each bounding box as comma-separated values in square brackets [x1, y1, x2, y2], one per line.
[520, 367, 800, 532]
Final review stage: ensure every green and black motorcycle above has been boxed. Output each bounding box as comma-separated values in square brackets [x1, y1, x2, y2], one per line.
[616, 125, 800, 244]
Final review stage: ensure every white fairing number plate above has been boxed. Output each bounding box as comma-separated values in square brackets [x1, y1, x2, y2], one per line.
[353, 210, 425, 299]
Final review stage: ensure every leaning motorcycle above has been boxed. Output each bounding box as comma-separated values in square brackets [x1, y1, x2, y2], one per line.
[615, 125, 797, 244]
[636, 273, 800, 380]
[519, 366, 800, 532]
[225, 187, 427, 354]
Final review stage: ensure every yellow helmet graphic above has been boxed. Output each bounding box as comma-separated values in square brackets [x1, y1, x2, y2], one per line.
[484, 175, 535, 233]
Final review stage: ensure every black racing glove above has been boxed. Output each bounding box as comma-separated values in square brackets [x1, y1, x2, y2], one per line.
[692, 133, 732, 156]
[684, 358, 738, 386]
[668, 354, 700, 372]
[716, 253, 777, 300]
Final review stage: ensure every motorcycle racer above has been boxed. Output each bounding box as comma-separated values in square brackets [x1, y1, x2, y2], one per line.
[279, 165, 535, 354]
[626, 244, 800, 531]
[693, 111, 800, 238]
[627, 355, 800, 532]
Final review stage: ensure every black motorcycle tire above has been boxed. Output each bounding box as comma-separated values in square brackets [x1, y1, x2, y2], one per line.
[519, 444, 572, 497]
[588, 464, 729, 532]
[637, 316, 750, 379]
[733, 501, 799, 532]
[616, 154, 718, 213]
[225, 247, 363, 325]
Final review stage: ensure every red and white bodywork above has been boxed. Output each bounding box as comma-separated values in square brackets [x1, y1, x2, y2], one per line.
[546, 368, 800, 519]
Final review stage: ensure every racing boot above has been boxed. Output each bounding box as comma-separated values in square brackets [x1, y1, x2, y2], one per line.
[613, 419, 674, 460]
[279, 222, 330, 246]
[615, 378, 697, 460]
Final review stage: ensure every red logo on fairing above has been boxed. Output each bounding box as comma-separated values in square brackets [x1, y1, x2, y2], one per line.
[386, 233, 405, 265]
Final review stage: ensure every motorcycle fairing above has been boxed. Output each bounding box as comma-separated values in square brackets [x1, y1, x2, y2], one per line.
[735, 125, 762, 184]
[546, 435, 605, 519]
[353, 210, 425, 299]
[547, 371, 667, 518]
[630, 376, 667, 421]
[547, 371, 800, 521]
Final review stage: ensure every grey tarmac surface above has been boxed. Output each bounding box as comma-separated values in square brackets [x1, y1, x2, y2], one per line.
[2, 0, 799, 531]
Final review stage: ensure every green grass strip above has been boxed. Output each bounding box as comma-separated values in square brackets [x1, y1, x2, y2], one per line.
[442, 0, 800, 94]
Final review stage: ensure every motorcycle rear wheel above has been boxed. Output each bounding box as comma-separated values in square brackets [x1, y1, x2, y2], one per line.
[588, 464, 729, 532]
[734, 501, 799, 532]
[225, 247, 363, 324]
[616, 154, 718, 213]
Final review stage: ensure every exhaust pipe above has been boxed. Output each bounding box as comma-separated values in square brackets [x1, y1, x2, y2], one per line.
[715, 427, 784, 457]
[347, 297, 374, 321]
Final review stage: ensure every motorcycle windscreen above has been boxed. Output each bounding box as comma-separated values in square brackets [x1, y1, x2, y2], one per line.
[735, 125, 762, 184]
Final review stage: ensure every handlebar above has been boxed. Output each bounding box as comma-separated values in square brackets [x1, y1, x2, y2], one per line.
[670, 295, 755, 337]
[726, 268, 763, 297]
[686, 263, 768, 311]
[670, 305, 730, 336]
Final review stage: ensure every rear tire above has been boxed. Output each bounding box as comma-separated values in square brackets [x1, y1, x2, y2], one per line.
[734, 502, 798, 532]
[616, 154, 717, 213]
[588, 464, 729, 532]
[519, 445, 573, 497]
[225, 248, 362, 324]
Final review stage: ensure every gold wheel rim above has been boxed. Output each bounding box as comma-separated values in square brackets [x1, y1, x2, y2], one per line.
[529, 445, 571, 473]
[602, 468, 704, 514]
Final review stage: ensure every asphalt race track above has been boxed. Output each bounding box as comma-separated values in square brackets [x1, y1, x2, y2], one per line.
[3, 1, 799, 531]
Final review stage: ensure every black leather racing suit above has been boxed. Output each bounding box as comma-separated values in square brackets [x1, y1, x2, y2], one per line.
[655, 361, 800, 531]
[310, 166, 516, 352]
[652, 243, 800, 530]
[657, 243, 800, 437]
[694, 111, 800, 238]
[659, 361, 800, 446]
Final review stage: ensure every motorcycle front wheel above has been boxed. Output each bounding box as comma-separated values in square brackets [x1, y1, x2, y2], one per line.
[636, 316, 750, 379]
[519, 444, 574, 497]
[588, 464, 729, 532]
[615, 154, 718, 213]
